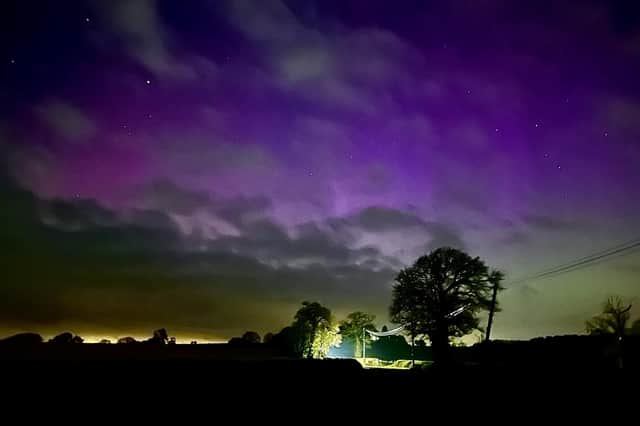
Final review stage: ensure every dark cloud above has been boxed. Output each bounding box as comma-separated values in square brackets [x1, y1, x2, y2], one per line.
[328, 206, 466, 252]
[420, 222, 466, 252]
[0, 174, 397, 339]
[438, 184, 490, 213]
[0, 172, 474, 339]
[141, 179, 211, 214]
[345, 206, 424, 231]
[90, 0, 196, 79]
[35, 100, 96, 142]
[38, 198, 119, 230]
[498, 230, 530, 247]
[521, 214, 584, 232]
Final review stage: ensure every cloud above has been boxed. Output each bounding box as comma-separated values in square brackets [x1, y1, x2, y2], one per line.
[0, 174, 398, 339]
[520, 214, 584, 232]
[6, 145, 62, 198]
[343, 206, 424, 231]
[139, 180, 211, 215]
[225, 0, 303, 44]
[497, 230, 530, 247]
[222, 0, 427, 114]
[38, 198, 119, 231]
[156, 137, 278, 178]
[342, 207, 465, 250]
[0, 171, 475, 339]
[325, 206, 466, 263]
[36, 100, 96, 142]
[92, 0, 196, 79]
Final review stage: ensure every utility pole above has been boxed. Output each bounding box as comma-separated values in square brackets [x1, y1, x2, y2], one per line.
[362, 327, 366, 362]
[411, 335, 415, 368]
[485, 279, 499, 342]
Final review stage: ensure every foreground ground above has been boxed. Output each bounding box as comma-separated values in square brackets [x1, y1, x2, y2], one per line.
[1, 344, 636, 413]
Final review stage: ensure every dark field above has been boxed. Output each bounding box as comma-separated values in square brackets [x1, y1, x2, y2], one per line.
[1, 342, 636, 412]
[2, 339, 636, 379]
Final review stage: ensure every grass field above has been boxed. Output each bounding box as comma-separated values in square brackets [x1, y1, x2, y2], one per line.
[355, 357, 432, 369]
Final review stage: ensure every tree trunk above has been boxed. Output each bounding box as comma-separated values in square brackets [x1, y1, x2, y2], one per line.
[431, 331, 451, 366]
[354, 338, 362, 359]
[307, 327, 316, 359]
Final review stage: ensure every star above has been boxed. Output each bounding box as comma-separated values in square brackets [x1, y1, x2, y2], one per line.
[544, 153, 549, 158]
[10, 59, 15, 64]
[603, 131, 608, 137]
[557, 165, 562, 170]
[85, 17, 90, 23]
[147, 114, 153, 119]
[495, 128, 500, 133]
[466, 89, 472, 95]
[146, 79, 151, 85]
[535, 123, 540, 128]
[308, 171, 314, 176]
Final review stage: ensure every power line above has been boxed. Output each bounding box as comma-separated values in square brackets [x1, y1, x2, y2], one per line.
[507, 238, 640, 288]
[508, 240, 640, 286]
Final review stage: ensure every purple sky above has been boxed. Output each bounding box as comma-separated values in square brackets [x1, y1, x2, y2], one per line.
[2, 0, 640, 342]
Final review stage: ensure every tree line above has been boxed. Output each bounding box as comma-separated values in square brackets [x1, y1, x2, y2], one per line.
[2, 247, 637, 368]
[231, 247, 505, 364]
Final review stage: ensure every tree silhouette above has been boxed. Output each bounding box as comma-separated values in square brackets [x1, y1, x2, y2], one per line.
[229, 331, 262, 345]
[148, 328, 169, 345]
[263, 332, 274, 344]
[390, 247, 503, 364]
[339, 311, 376, 357]
[0, 333, 43, 346]
[293, 301, 340, 358]
[269, 326, 306, 357]
[98, 339, 111, 344]
[586, 296, 632, 368]
[241, 331, 261, 344]
[586, 296, 632, 338]
[117, 336, 138, 344]
[48, 332, 83, 344]
[632, 319, 640, 336]
[49, 332, 74, 344]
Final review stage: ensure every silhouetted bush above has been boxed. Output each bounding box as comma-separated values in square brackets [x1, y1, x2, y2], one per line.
[229, 331, 262, 345]
[242, 331, 261, 344]
[0, 332, 43, 346]
[146, 328, 169, 345]
[49, 332, 83, 344]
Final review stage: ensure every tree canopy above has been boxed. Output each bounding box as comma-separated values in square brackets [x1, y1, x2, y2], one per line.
[586, 296, 632, 339]
[293, 301, 341, 358]
[339, 311, 376, 357]
[390, 247, 503, 364]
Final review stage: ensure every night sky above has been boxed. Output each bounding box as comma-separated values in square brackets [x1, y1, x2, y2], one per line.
[2, 0, 640, 342]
